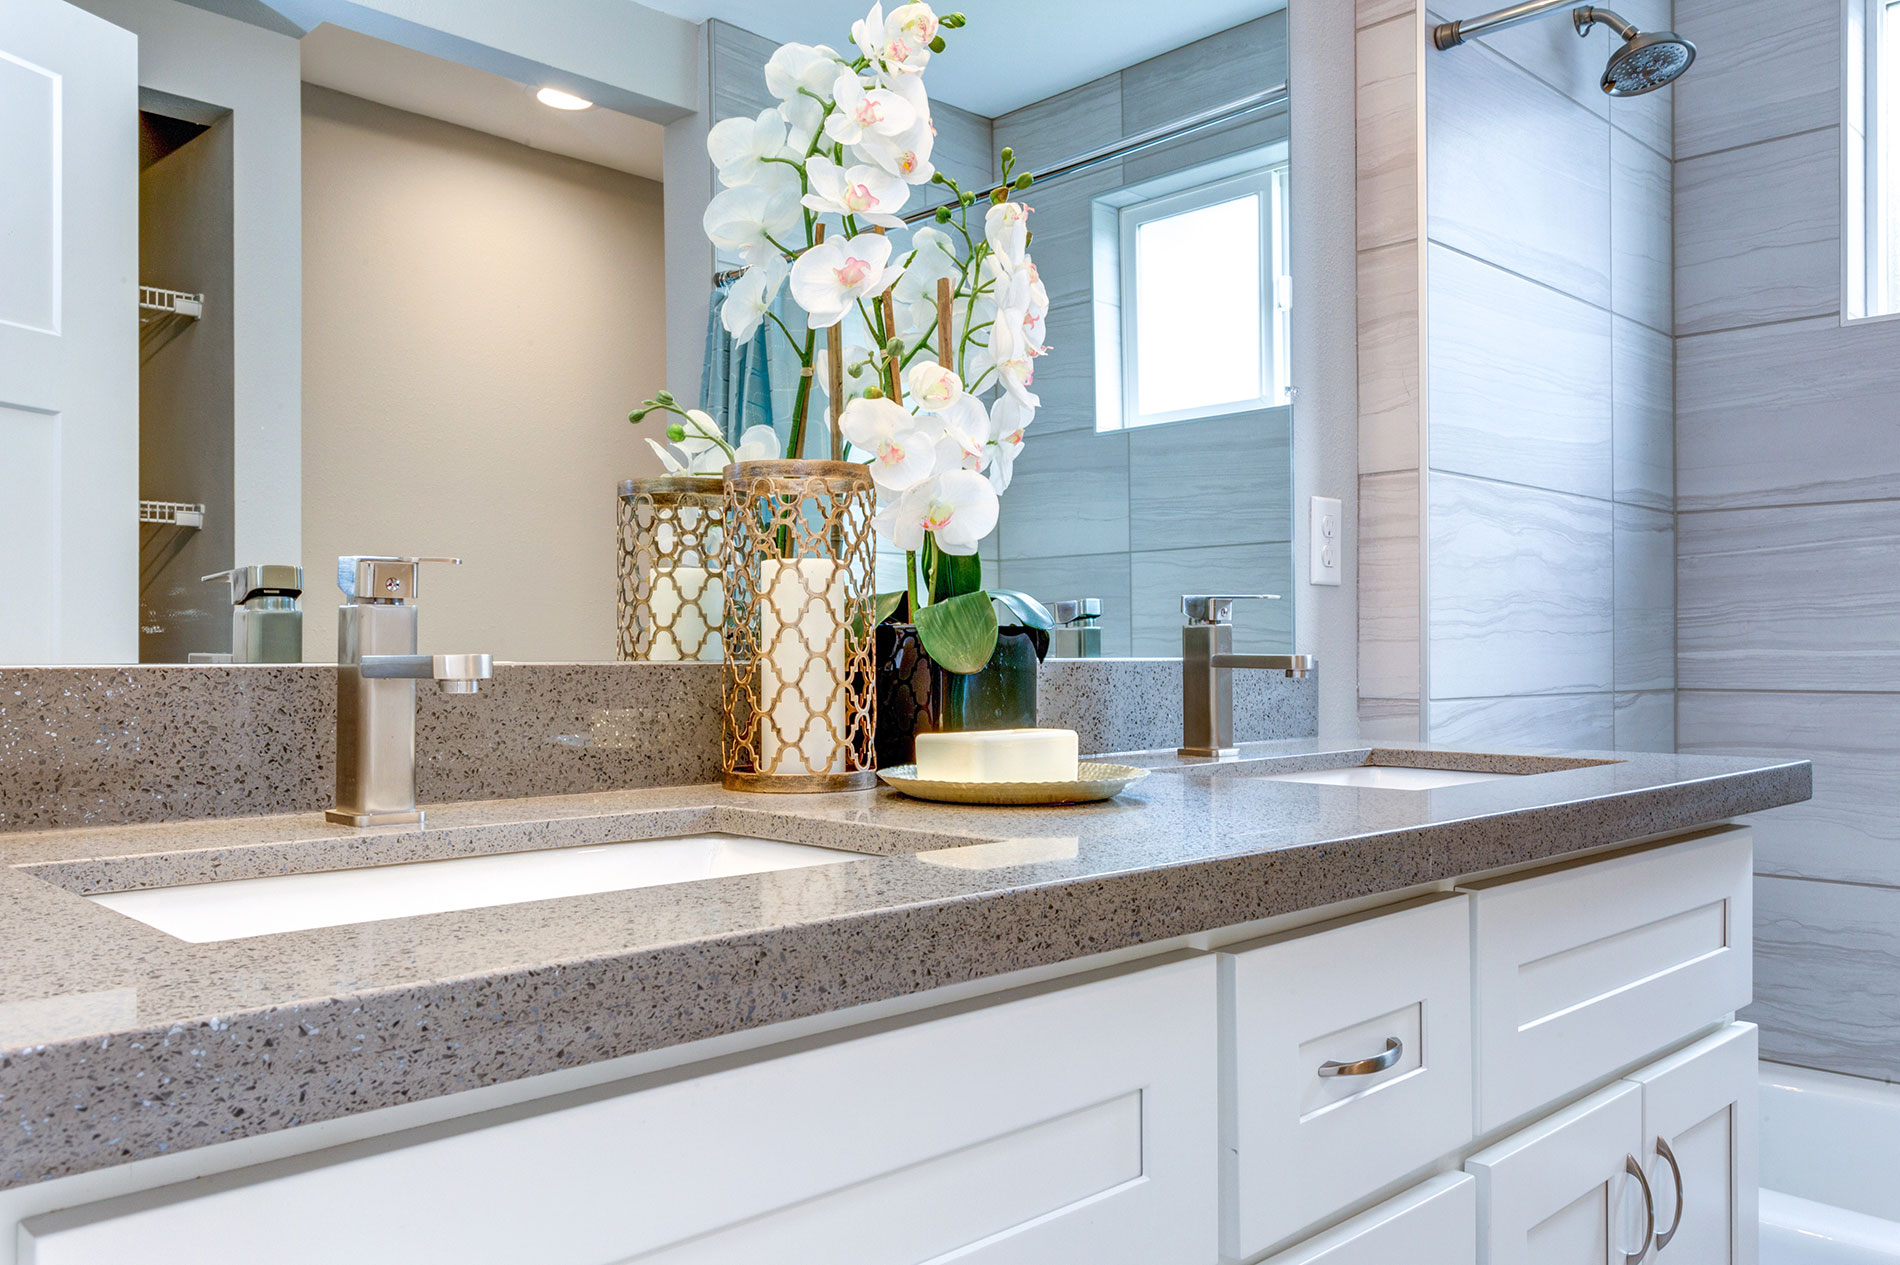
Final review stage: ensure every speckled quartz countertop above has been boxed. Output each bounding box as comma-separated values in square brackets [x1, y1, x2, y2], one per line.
[0, 740, 1808, 1188]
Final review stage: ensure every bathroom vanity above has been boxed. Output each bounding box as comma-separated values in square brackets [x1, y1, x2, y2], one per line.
[0, 743, 1806, 1264]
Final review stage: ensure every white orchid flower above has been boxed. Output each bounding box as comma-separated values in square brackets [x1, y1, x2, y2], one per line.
[840, 396, 936, 491]
[789, 231, 900, 329]
[764, 42, 843, 101]
[854, 74, 935, 183]
[875, 469, 999, 555]
[720, 254, 789, 342]
[893, 227, 962, 328]
[884, 4, 940, 62]
[933, 393, 990, 474]
[984, 200, 1031, 263]
[703, 182, 800, 262]
[905, 361, 962, 412]
[646, 409, 731, 474]
[984, 395, 1031, 493]
[853, 1, 936, 77]
[731, 424, 782, 463]
[800, 155, 909, 228]
[707, 109, 789, 188]
[825, 71, 917, 147]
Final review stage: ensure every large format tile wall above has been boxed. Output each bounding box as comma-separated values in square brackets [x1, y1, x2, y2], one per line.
[1670, 0, 1900, 1083]
[1354, 2, 1676, 751]
[986, 15, 1294, 658]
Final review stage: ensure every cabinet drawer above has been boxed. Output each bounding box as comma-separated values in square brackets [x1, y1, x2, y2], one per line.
[1222, 894, 1474, 1258]
[23, 957, 1218, 1265]
[1263, 1173, 1477, 1265]
[1463, 826, 1752, 1132]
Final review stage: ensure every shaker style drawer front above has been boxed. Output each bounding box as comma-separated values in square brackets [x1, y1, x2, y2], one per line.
[1463, 827, 1753, 1133]
[1262, 1173, 1478, 1265]
[1222, 894, 1475, 1259]
[23, 957, 1219, 1265]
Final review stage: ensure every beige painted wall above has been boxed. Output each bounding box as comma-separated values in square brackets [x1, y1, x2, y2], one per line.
[301, 85, 667, 663]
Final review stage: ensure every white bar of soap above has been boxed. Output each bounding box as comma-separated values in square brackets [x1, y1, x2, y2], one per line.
[913, 728, 1080, 783]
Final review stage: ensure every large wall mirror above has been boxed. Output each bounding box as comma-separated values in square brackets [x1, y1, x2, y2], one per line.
[1, 0, 1294, 667]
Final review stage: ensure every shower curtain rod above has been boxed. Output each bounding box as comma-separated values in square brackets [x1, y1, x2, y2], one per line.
[709, 80, 1292, 281]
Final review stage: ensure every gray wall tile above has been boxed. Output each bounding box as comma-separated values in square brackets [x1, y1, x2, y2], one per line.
[1681, 690, 1900, 889]
[1428, 473, 1615, 698]
[1122, 13, 1289, 137]
[1130, 544, 1293, 656]
[1358, 697, 1422, 742]
[1674, 0, 1839, 159]
[999, 427, 1129, 560]
[1359, 0, 1417, 29]
[1426, 244, 1614, 500]
[1128, 410, 1292, 551]
[992, 74, 1122, 172]
[708, 21, 777, 122]
[932, 99, 996, 188]
[1676, 317, 1900, 509]
[1615, 503, 1675, 691]
[1358, 16, 1422, 252]
[1028, 298, 1100, 434]
[1679, 500, 1900, 690]
[1359, 240, 1422, 474]
[1019, 164, 1123, 310]
[1428, 692, 1617, 749]
[1611, 125, 1673, 332]
[1121, 108, 1291, 187]
[1446, 1, 1607, 117]
[1612, 316, 1674, 511]
[1675, 127, 1841, 335]
[995, 552, 1133, 657]
[1614, 691, 1676, 753]
[1360, 471, 1422, 701]
[1746, 875, 1900, 1082]
[1427, 37, 1611, 305]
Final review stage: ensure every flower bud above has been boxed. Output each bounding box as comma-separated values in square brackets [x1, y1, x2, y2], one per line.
[928, 34, 945, 52]
[989, 186, 1007, 204]
[655, 389, 676, 405]
[934, 206, 953, 223]
[628, 408, 646, 423]
[941, 11, 966, 27]
[1000, 146, 1014, 165]
[864, 386, 884, 399]
[1014, 172, 1032, 190]
[665, 423, 686, 442]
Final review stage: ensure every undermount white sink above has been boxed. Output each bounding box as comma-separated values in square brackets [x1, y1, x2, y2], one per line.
[1253, 765, 1519, 790]
[88, 834, 862, 943]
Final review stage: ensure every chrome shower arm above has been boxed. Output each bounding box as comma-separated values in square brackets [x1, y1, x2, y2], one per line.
[1433, 0, 1573, 48]
[1573, 5, 1638, 40]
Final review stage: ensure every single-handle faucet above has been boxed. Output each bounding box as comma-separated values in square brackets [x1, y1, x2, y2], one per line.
[328, 556, 493, 827]
[1179, 594, 1317, 758]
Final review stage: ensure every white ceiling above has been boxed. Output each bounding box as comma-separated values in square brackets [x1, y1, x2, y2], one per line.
[300, 24, 666, 181]
[637, 0, 1289, 116]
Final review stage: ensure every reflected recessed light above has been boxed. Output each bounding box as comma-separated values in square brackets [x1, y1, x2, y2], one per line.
[536, 87, 593, 111]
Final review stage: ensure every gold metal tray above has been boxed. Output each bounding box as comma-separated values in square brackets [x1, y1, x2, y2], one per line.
[875, 762, 1150, 806]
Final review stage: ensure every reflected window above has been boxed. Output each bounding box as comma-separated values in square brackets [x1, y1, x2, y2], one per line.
[1104, 162, 1289, 429]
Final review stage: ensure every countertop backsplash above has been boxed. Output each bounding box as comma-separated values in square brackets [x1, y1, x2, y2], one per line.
[0, 660, 1318, 833]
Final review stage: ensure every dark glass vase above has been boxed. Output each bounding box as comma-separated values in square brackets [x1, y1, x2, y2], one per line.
[875, 623, 1047, 768]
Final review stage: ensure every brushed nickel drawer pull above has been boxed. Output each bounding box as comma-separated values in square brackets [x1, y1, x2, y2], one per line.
[1318, 1036, 1403, 1078]
[1654, 1136, 1685, 1252]
[1625, 1152, 1656, 1263]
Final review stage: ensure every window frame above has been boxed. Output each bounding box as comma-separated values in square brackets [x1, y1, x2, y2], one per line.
[1851, 0, 1900, 318]
[1112, 163, 1290, 430]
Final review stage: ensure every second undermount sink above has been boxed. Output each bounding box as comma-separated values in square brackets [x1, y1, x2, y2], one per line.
[87, 834, 862, 943]
[1252, 765, 1519, 790]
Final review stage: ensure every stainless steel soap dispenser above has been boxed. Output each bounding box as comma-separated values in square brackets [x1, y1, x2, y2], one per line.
[201, 565, 304, 664]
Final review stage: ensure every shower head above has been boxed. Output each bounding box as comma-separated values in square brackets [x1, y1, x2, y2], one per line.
[1574, 6, 1695, 94]
[1434, 2, 1696, 96]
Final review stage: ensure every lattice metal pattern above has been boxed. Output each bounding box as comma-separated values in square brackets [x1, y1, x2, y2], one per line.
[721, 460, 877, 791]
[617, 476, 726, 662]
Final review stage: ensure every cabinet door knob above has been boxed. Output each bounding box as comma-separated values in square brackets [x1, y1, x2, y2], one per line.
[1653, 1136, 1686, 1252]
[1317, 1036, 1403, 1078]
[1625, 1152, 1657, 1263]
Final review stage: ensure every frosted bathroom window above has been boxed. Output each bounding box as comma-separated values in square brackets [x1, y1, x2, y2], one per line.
[1115, 166, 1288, 428]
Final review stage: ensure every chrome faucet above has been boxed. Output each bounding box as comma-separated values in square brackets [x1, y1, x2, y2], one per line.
[327, 556, 493, 827]
[1179, 594, 1317, 758]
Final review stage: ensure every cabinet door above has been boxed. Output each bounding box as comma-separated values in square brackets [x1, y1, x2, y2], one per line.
[1263, 1173, 1477, 1265]
[23, 957, 1217, 1265]
[1466, 1081, 1651, 1265]
[1626, 1024, 1759, 1265]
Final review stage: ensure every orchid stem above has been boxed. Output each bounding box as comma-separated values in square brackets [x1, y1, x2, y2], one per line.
[906, 550, 921, 616]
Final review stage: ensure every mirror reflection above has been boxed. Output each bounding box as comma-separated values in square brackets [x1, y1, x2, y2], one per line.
[3, 0, 1293, 666]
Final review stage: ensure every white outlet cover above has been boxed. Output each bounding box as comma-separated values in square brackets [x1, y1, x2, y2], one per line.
[1309, 495, 1342, 586]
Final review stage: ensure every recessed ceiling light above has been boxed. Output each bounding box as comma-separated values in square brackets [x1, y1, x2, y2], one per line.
[536, 87, 593, 111]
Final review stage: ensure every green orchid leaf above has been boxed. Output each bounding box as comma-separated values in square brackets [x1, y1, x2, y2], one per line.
[913, 590, 999, 674]
[927, 548, 984, 604]
[986, 589, 1054, 631]
[872, 590, 907, 625]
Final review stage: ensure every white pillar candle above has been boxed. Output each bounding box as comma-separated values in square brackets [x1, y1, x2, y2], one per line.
[647, 565, 723, 662]
[758, 557, 849, 775]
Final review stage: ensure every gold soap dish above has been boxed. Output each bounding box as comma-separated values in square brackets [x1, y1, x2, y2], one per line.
[876, 762, 1150, 806]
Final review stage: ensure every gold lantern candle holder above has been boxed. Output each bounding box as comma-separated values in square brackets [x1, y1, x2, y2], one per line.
[720, 460, 877, 792]
[617, 475, 727, 663]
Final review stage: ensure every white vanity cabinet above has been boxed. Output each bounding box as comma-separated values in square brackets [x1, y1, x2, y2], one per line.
[20, 956, 1220, 1265]
[1627, 1024, 1759, 1265]
[1261, 1172, 1478, 1265]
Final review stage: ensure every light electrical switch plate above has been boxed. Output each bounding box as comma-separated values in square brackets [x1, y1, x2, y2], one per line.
[1309, 495, 1343, 586]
